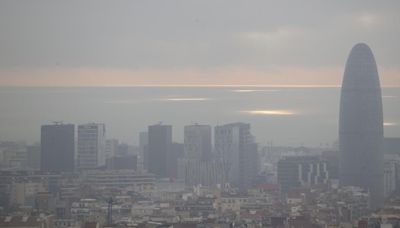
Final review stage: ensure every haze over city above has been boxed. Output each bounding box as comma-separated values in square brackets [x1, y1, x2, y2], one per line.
[0, 0, 399, 145]
[0, 1, 400, 227]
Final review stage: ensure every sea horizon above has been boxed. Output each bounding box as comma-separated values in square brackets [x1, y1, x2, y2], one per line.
[1, 86, 399, 146]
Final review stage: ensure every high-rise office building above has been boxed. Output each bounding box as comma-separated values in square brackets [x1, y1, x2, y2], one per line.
[184, 124, 212, 161]
[214, 122, 258, 190]
[76, 123, 106, 170]
[339, 43, 384, 209]
[178, 124, 215, 186]
[148, 124, 172, 177]
[41, 123, 74, 172]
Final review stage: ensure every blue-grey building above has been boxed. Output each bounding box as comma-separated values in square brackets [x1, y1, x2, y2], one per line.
[41, 123, 75, 172]
[339, 43, 384, 209]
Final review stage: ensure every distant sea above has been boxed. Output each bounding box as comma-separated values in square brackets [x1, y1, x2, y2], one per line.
[0, 86, 399, 147]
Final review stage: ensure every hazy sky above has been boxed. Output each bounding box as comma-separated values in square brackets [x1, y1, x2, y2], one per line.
[0, 1, 399, 86]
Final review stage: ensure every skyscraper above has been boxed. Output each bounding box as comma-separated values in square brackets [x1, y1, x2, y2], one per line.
[339, 43, 384, 209]
[77, 123, 106, 170]
[178, 124, 224, 187]
[41, 123, 74, 172]
[184, 124, 212, 161]
[215, 122, 258, 190]
[148, 124, 172, 177]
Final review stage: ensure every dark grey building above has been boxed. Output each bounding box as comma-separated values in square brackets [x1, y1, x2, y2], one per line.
[27, 143, 41, 170]
[277, 156, 329, 193]
[41, 123, 75, 172]
[148, 124, 172, 177]
[106, 155, 137, 170]
[339, 43, 384, 209]
[167, 142, 184, 179]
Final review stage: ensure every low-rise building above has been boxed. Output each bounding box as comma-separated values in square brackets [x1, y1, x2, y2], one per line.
[83, 170, 155, 192]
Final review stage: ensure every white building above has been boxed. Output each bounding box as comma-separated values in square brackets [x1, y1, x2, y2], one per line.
[83, 170, 155, 192]
[178, 124, 222, 186]
[184, 124, 212, 161]
[214, 123, 258, 190]
[77, 123, 106, 170]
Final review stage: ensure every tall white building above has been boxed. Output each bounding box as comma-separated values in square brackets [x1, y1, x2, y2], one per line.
[184, 124, 212, 161]
[214, 123, 258, 190]
[77, 123, 106, 170]
[178, 124, 223, 186]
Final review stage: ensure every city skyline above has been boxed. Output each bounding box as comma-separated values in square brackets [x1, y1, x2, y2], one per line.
[0, 2, 400, 226]
[0, 86, 398, 146]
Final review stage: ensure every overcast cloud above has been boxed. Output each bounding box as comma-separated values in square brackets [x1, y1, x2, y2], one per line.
[0, 0, 399, 86]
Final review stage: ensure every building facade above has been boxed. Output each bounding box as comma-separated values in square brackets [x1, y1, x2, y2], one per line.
[214, 123, 258, 190]
[178, 124, 221, 186]
[384, 137, 400, 155]
[41, 123, 75, 172]
[105, 139, 118, 161]
[184, 124, 212, 161]
[77, 123, 106, 170]
[27, 144, 41, 170]
[277, 156, 329, 193]
[139, 131, 148, 171]
[339, 43, 384, 209]
[147, 124, 172, 177]
[83, 170, 155, 192]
